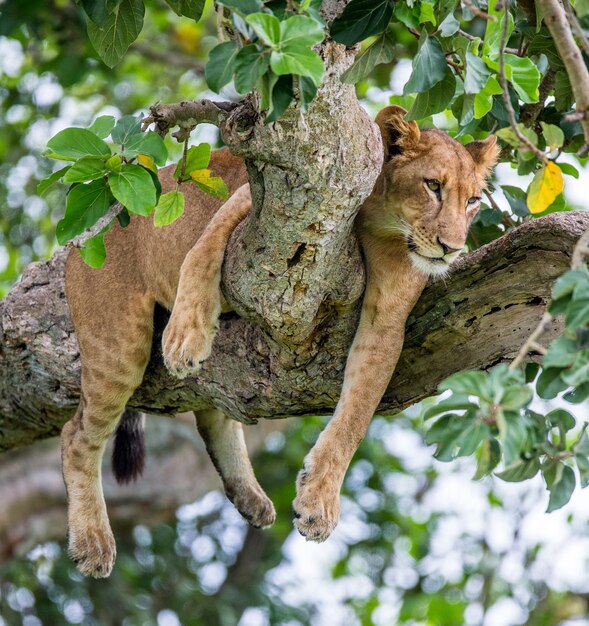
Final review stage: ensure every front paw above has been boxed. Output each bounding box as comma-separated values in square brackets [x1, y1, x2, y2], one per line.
[292, 464, 340, 542]
[162, 308, 217, 379]
[68, 522, 116, 578]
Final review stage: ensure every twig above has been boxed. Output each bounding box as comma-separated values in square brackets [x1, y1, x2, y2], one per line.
[510, 226, 589, 369]
[67, 203, 123, 250]
[143, 99, 240, 137]
[463, 0, 496, 21]
[510, 311, 553, 369]
[563, 0, 589, 58]
[216, 3, 225, 43]
[538, 0, 589, 154]
[498, 2, 548, 163]
[484, 189, 517, 228]
[457, 27, 518, 54]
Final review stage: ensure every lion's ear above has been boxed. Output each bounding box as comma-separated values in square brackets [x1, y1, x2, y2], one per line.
[375, 105, 421, 161]
[465, 135, 500, 179]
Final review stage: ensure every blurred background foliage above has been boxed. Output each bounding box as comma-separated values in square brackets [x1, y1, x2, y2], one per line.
[1, 0, 589, 624]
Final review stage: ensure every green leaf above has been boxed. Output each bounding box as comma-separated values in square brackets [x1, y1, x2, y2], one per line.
[164, 0, 206, 19]
[422, 394, 478, 421]
[576, 454, 589, 488]
[456, 421, 489, 457]
[546, 408, 576, 431]
[266, 75, 294, 122]
[330, 0, 393, 46]
[174, 144, 211, 181]
[486, 54, 541, 103]
[87, 0, 145, 68]
[563, 382, 589, 404]
[439, 370, 490, 399]
[153, 190, 185, 227]
[554, 70, 574, 112]
[109, 164, 156, 216]
[464, 52, 491, 95]
[501, 415, 530, 465]
[219, 0, 262, 14]
[552, 268, 589, 301]
[501, 184, 529, 217]
[117, 207, 131, 228]
[406, 70, 456, 121]
[234, 45, 270, 94]
[280, 15, 324, 47]
[536, 367, 568, 399]
[298, 76, 317, 112]
[403, 30, 447, 95]
[496, 458, 540, 482]
[559, 163, 579, 179]
[205, 41, 239, 92]
[123, 131, 168, 166]
[111, 115, 142, 145]
[47, 128, 112, 161]
[79, 231, 107, 269]
[566, 299, 589, 330]
[562, 351, 589, 386]
[246, 13, 280, 46]
[474, 438, 501, 479]
[80, 0, 109, 26]
[341, 31, 395, 84]
[474, 75, 502, 119]
[577, 0, 589, 16]
[88, 115, 115, 139]
[56, 179, 114, 245]
[543, 337, 579, 369]
[500, 386, 533, 411]
[63, 158, 107, 183]
[190, 169, 229, 199]
[540, 122, 564, 151]
[438, 11, 459, 37]
[37, 166, 71, 195]
[544, 463, 575, 512]
[270, 45, 324, 86]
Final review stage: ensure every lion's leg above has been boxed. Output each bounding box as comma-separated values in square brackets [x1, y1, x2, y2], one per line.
[163, 184, 251, 378]
[293, 261, 426, 542]
[194, 408, 275, 528]
[61, 292, 154, 577]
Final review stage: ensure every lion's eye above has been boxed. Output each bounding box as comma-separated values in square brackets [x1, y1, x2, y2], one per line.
[467, 196, 481, 206]
[426, 179, 441, 192]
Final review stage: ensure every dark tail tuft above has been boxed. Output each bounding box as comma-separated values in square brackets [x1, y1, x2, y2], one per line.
[112, 410, 146, 484]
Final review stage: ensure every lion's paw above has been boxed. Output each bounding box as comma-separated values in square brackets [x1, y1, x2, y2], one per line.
[292, 465, 340, 542]
[227, 480, 276, 529]
[68, 522, 116, 578]
[162, 311, 216, 379]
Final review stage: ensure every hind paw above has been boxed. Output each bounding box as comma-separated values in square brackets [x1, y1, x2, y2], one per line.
[68, 523, 116, 578]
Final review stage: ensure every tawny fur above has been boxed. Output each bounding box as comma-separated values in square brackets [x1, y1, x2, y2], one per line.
[61, 106, 499, 577]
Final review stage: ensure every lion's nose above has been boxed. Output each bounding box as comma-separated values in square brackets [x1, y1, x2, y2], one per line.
[437, 237, 462, 255]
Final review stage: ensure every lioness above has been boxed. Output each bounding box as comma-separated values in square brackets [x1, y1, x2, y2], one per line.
[61, 106, 499, 577]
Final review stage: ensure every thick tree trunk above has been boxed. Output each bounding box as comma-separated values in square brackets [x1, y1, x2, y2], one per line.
[1, 212, 585, 452]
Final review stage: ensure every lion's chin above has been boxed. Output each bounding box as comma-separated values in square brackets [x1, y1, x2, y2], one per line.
[408, 250, 452, 278]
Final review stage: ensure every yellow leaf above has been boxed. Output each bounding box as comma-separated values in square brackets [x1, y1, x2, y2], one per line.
[189, 169, 229, 199]
[526, 161, 564, 214]
[137, 154, 157, 173]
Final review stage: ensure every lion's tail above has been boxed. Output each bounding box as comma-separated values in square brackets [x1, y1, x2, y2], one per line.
[112, 409, 146, 484]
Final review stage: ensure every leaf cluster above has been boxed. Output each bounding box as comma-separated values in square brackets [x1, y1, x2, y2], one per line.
[423, 265, 589, 512]
[39, 119, 226, 267]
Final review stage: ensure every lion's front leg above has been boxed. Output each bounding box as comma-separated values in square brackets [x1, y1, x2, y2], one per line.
[293, 261, 425, 541]
[163, 184, 251, 378]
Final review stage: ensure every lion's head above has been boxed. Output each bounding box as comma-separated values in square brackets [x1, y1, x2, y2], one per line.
[361, 105, 500, 277]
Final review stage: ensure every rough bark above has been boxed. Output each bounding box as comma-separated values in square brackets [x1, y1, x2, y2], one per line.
[1, 212, 586, 452]
[0, 414, 284, 559]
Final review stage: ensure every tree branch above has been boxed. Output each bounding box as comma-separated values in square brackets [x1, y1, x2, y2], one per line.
[538, 0, 589, 154]
[1, 212, 586, 452]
